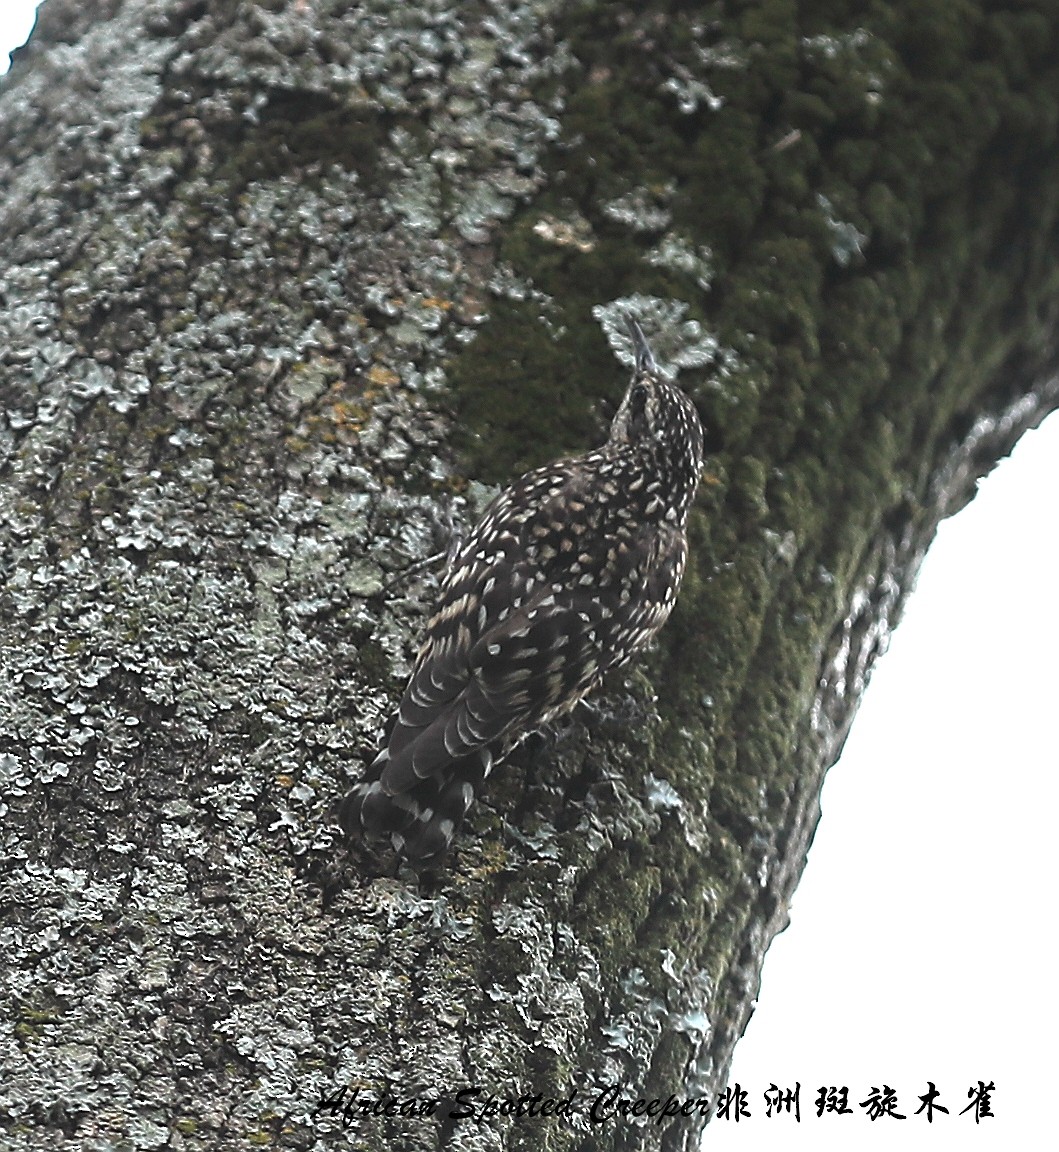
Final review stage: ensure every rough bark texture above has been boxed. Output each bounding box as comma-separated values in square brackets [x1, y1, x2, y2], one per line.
[2, 1, 1057, 1149]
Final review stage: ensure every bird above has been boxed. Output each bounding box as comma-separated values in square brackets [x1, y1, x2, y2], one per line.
[339, 314, 705, 861]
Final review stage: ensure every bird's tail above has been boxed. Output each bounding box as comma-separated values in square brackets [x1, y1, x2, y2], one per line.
[338, 746, 493, 862]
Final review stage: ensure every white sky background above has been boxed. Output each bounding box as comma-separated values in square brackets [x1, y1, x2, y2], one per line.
[709, 413, 1059, 1150]
[0, 1, 37, 76]
[3, 2, 1057, 1146]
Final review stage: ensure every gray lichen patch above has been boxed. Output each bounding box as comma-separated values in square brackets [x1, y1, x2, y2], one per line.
[0, 0, 580, 1147]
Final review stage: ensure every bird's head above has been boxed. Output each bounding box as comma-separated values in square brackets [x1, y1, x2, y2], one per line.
[607, 316, 705, 484]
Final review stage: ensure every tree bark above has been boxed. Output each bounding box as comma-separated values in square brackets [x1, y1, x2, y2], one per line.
[2, 1, 1057, 1149]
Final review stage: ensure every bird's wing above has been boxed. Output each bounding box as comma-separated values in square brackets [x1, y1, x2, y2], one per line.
[377, 576, 611, 798]
[374, 463, 695, 798]
[343, 473, 683, 857]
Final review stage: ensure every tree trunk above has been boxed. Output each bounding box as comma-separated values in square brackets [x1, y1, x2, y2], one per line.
[2, 1, 1057, 1150]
